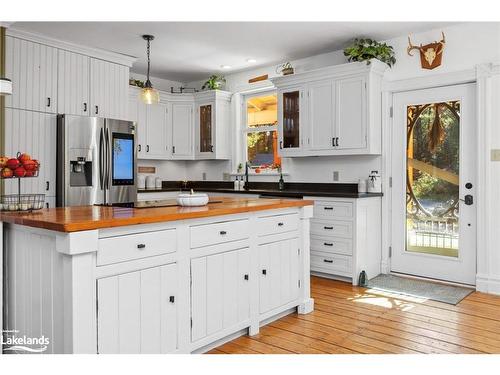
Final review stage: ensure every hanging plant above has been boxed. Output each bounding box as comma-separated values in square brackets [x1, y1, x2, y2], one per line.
[201, 75, 226, 90]
[344, 38, 396, 67]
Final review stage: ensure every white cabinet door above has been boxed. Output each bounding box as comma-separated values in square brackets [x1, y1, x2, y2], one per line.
[4, 108, 56, 197]
[128, 93, 148, 158]
[259, 238, 300, 314]
[171, 102, 194, 159]
[146, 102, 169, 158]
[57, 50, 90, 116]
[308, 80, 335, 150]
[277, 86, 305, 156]
[5, 36, 58, 114]
[191, 247, 250, 342]
[97, 263, 178, 354]
[335, 77, 367, 150]
[90, 58, 129, 120]
[195, 101, 215, 158]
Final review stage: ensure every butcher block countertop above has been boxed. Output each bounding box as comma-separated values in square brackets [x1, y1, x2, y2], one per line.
[0, 197, 313, 233]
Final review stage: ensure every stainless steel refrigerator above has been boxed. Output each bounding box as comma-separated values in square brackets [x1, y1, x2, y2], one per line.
[56, 114, 137, 207]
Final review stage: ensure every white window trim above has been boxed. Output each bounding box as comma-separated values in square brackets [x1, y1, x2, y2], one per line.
[240, 89, 279, 173]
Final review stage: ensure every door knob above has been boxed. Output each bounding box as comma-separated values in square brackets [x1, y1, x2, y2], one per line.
[460, 195, 473, 205]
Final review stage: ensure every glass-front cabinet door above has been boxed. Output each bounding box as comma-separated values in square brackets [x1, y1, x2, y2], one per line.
[278, 86, 303, 155]
[198, 103, 213, 153]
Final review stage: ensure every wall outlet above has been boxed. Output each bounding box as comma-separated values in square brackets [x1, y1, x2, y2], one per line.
[333, 171, 340, 182]
[222, 173, 230, 181]
[491, 149, 500, 161]
[202, 172, 207, 181]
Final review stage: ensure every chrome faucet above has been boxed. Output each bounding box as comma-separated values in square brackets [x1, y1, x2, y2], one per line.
[244, 162, 250, 191]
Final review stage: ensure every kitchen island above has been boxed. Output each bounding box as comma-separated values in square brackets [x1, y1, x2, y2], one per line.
[1, 197, 314, 354]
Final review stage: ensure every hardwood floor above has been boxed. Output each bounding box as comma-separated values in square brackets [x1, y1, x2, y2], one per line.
[207, 276, 500, 354]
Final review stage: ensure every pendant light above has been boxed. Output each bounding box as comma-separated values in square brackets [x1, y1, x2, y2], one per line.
[0, 77, 12, 95]
[140, 35, 159, 104]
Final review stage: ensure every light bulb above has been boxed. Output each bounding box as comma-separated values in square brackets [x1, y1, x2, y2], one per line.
[141, 87, 160, 105]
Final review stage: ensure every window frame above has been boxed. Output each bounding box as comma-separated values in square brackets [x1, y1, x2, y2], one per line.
[241, 89, 279, 172]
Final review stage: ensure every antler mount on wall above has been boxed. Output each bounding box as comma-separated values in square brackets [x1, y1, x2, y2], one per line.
[408, 32, 446, 70]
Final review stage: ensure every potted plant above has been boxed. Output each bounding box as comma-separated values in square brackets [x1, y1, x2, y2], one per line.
[276, 62, 294, 75]
[201, 75, 226, 90]
[343, 38, 396, 67]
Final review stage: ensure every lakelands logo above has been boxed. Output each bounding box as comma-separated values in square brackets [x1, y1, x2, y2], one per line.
[2, 330, 49, 353]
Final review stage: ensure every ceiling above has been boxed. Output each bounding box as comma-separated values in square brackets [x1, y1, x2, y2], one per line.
[11, 22, 454, 82]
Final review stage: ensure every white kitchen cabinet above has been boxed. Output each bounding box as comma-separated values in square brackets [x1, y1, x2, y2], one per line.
[97, 263, 178, 354]
[191, 247, 251, 342]
[304, 196, 382, 285]
[90, 58, 129, 120]
[258, 237, 300, 314]
[171, 102, 194, 159]
[4, 108, 56, 199]
[277, 86, 306, 156]
[271, 59, 386, 156]
[194, 90, 232, 160]
[57, 50, 90, 116]
[4, 36, 58, 114]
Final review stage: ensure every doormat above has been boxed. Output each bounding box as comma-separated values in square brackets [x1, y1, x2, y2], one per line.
[368, 274, 474, 305]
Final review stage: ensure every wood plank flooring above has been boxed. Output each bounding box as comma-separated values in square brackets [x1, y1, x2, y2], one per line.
[207, 276, 500, 354]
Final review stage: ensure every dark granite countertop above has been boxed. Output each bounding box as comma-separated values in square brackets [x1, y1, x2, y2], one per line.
[138, 181, 383, 199]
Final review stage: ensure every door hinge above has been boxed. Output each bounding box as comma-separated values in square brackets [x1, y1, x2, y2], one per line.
[389, 106, 393, 118]
[389, 177, 393, 188]
[389, 246, 392, 258]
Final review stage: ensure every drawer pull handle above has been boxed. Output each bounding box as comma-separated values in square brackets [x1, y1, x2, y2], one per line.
[169, 296, 175, 303]
[277, 222, 284, 226]
[219, 230, 227, 235]
[324, 207, 333, 210]
[244, 274, 249, 281]
[324, 226, 333, 230]
[137, 244, 146, 249]
[324, 242, 333, 247]
[323, 259, 334, 263]
[262, 269, 267, 275]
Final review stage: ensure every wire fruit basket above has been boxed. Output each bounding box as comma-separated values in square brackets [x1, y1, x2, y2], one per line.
[0, 152, 44, 212]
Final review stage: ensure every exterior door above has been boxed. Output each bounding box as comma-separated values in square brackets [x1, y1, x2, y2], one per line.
[391, 84, 476, 285]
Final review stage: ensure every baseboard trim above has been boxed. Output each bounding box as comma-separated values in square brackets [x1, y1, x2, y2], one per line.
[476, 274, 500, 295]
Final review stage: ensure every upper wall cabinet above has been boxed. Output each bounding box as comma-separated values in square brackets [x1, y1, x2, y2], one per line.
[90, 58, 129, 120]
[57, 50, 90, 116]
[271, 59, 386, 157]
[171, 101, 194, 160]
[4, 36, 58, 114]
[194, 90, 232, 160]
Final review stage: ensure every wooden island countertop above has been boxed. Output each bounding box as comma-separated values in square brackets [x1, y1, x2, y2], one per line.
[0, 197, 313, 233]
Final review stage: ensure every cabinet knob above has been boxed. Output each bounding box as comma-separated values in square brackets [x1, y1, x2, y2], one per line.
[323, 242, 333, 247]
[323, 207, 333, 210]
[323, 259, 333, 263]
[83, 102, 87, 112]
[46, 181, 50, 191]
[146, 145, 150, 152]
[137, 244, 146, 249]
[172, 146, 176, 154]
[47, 97, 51, 107]
[219, 230, 227, 236]
[262, 269, 267, 275]
[324, 226, 333, 230]
[169, 296, 175, 303]
[138, 144, 141, 152]
[244, 274, 249, 281]
[278, 222, 284, 226]
[95, 105, 99, 115]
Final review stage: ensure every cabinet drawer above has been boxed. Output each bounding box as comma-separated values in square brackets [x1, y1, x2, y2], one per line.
[190, 219, 249, 248]
[311, 236, 353, 255]
[257, 213, 299, 237]
[313, 201, 353, 220]
[311, 220, 353, 238]
[98, 229, 177, 266]
[310, 251, 352, 276]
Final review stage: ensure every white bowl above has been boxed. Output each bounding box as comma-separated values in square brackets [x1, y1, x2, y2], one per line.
[176, 193, 209, 207]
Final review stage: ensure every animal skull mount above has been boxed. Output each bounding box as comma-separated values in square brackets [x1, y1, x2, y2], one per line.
[407, 32, 446, 70]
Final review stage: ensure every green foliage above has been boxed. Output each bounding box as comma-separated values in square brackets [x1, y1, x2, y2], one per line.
[344, 38, 396, 67]
[201, 75, 226, 90]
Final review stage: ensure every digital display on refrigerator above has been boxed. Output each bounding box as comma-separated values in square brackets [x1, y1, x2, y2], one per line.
[112, 135, 134, 183]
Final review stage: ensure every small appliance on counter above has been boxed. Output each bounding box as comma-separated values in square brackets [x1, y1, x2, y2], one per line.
[367, 170, 382, 193]
[146, 175, 155, 190]
[137, 174, 146, 190]
[155, 177, 162, 189]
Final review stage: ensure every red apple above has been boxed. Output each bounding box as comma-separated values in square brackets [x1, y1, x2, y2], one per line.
[14, 166, 26, 177]
[18, 153, 31, 164]
[1, 167, 13, 178]
[0, 156, 8, 168]
[6, 158, 20, 170]
[32, 159, 40, 171]
[24, 170, 35, 177]
[23, 159, 37, 171]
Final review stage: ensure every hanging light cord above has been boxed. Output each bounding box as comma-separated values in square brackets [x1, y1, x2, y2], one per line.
[146, 38, 151, 82]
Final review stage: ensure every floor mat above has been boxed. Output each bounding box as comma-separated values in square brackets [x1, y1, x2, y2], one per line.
[368, 274, 474, 305]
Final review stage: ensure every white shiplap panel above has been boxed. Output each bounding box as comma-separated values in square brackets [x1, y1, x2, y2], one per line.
[140, 267, 162, 353]
[222, 250, 238, 329]
[258, 243, 270, 314]
[160, 264, 178, 353]
[40, 237, 54, 354]
[97, 276, 119, 354]
[190, 256, 207, 342]
[206, 253, 224, 336]
[237, 248, 251, 322]
[279, 239, 292, 305]
[118, 271, 141, 353]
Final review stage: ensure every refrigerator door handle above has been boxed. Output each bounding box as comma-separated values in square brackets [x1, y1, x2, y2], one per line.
[99, 128, 104, 190]
[105, 127, 111, 190]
